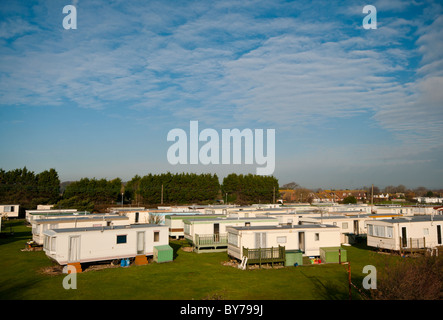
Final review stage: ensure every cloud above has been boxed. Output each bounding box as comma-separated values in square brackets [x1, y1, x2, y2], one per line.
[0, 0, 442, 187]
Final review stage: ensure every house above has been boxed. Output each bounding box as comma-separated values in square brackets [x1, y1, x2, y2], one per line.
[32, 214, 130, 245]
[184, 217, 279, 252]
[0, 204, 20, 218]
[227, 224, 341, 262]
[366, 215, 443, 251]
[165, 214, 227, 239]
[415, 197, 443, 204]
[43, 223, 170, 270]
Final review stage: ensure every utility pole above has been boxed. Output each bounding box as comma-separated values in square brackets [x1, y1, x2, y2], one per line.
[161, 184, 164, 205]
[371, 184, 374, 213]
[273, 187, 275, 204]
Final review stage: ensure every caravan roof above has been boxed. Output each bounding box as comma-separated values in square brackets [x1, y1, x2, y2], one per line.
[44, 223, 165, 235]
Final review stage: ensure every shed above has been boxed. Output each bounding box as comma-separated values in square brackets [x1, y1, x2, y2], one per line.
[285, 249, 303, 266]
[320, 247, 347, 263]
[154, 245, 173, 263]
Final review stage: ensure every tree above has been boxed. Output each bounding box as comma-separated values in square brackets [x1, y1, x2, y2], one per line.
[342, 195, 357, 204]
[36, 168, 60, 204]
[281, 182, 299, 190]
[222, 173, 279, 204]
[0, 167, 61, 213]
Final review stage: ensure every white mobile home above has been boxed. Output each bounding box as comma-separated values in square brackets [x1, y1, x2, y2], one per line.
[0, 204, 20, 218]
[366, 216, 443, 251]
[374, 205, 413, 216]
[25, 209, 79, 223]
[227, 224, 341, 260]
[299, 215, 370, 242]
[43, 223, 169, 267]
[32, 214, 129, 245]
[165, 214, 226, 239]
[184, 217, 279, 252]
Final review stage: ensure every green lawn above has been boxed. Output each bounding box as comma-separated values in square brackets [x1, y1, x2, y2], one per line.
[0, 219, 382, 300]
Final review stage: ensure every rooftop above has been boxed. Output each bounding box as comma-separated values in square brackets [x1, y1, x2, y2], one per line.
[227, 224, 339, 231]
[369, 215, 443, 224]
[44, 223, 166, 234]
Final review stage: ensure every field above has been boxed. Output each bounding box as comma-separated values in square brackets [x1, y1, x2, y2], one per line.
[0, 219, 384, 300]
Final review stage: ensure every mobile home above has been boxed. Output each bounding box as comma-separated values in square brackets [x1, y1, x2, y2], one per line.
[43, 223, 169, 268]
[32, 214, 129, 245]
[25, 209, 80, 223]
[0, 204, 20, 218]
[165, 214, 226, 239]
[227, 224, 341, 261]
[299, 215, 370, 242]
[366, 215, 443, 251]
[184, 217, 279, 252]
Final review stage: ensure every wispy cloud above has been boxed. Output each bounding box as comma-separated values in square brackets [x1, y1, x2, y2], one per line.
[0, 0, 442, 186]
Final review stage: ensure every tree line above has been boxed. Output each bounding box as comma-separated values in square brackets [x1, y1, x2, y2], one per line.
[0, 167, 60, 214]
[0, 167, 280, 213]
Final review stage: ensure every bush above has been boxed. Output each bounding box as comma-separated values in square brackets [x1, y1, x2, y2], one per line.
[371, 254, 443, 300]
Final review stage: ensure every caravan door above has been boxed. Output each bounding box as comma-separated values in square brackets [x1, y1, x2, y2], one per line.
[68, 236, 80, 263]
[299, 232, 305, 253]
[437, 225, 442, 245]
[255, 232, 267, 248]
[137, 231, 145, 254]
[214, 223, 220, 242]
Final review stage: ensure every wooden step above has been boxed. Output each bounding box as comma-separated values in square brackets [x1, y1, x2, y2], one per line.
[67, 262, 82, 273]
[134, 255, 148, 266]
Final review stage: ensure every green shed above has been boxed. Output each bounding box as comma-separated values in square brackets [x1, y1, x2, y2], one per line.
[154, 245, 173, 263]
[320, 247, 347, 263]
[285, 249, 303, 267]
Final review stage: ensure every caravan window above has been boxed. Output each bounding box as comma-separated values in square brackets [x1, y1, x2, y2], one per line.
[184, 223, 190, 235]
[44, 235, 49, 250]
[386, 227, 393, 238]
[154, 232, 159, 242]
[228, 232, 238, 246]
[117, 235, 127, 244]
[51, 237, 56, 252]
[315, 233, 320, 241]
[373, 225, 386, 237]
[277, 236, 287, 244]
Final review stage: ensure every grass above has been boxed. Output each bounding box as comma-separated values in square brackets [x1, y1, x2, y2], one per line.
[0, 219, 384, 300]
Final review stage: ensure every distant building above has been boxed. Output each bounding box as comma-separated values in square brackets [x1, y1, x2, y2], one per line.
[415, 197, 443, 204]
[0, 204, 20, 218]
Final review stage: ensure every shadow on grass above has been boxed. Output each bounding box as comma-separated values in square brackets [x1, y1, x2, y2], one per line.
[298, 268, 357, 300]
[169, 238, 191, 260]
[0, 277, 43, 300]
[0, 219, 33, 246]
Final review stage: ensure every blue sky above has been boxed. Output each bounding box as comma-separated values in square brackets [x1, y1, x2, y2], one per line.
[0, 0, 442, 189]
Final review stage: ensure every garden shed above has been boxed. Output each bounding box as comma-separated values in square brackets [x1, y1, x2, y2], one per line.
[154, 245, 173, 263]
[319, 247, 347, 263]
[285, 249, 303, 266]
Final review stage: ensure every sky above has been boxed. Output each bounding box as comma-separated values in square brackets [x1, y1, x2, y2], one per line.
[0, 0, 442, 190]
